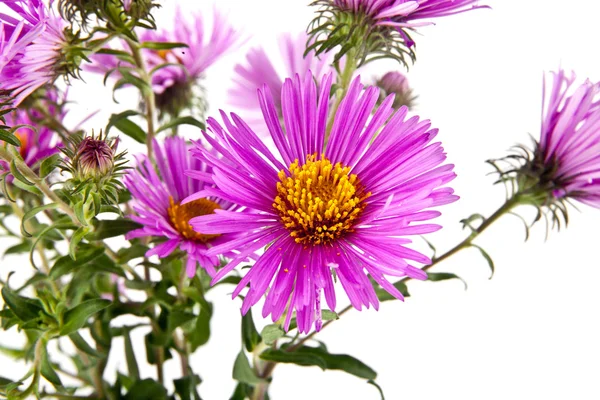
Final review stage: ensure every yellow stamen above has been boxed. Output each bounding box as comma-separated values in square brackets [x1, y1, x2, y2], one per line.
[15, 130, 28, 158]
[168, 197, 221, 242]
[273, 155, 370, 246]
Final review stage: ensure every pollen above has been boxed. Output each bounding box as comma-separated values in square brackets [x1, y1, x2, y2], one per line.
[273, 155, 370, 246]
[15, 130, 28, 158]
[168, 197, 221, 242]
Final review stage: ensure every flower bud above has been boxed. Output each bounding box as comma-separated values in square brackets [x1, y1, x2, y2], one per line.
[74, 135, 117, 179]
[376, 71, 416, 110]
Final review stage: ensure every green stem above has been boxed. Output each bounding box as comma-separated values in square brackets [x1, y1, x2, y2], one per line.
[324, 50, 358, 146]
[125, 38, 157, 161]
[292, 193, 523, 347]
[0, 147, 81, 227]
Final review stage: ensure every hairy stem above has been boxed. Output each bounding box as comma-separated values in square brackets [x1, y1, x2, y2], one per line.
[125, 38, 157, 160]
[0, 147, 81, 226]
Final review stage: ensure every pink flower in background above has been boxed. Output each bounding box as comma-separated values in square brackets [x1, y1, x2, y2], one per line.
[124, 137, 242, 278]
[0, 0, 67, 105]
[190, 73, 457, 333]
[89, 7, 241, 116]
[229, 32, 331, 132]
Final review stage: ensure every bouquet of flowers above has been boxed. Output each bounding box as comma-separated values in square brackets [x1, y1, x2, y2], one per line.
[0, 0, 598, 399]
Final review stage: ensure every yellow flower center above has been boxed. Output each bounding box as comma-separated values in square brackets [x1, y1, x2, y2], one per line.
[15, 130, 28, 158]
[273, 155, 370, 246]
[168, 197, 221, 242]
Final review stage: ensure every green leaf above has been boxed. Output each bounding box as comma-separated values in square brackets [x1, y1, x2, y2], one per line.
[3, 241, 31, 256]
[0, 376, 16, 388]
[232, 351, 263, 386]
[471, 244, 495, 278]
[123, 328, 140, 380]
[367, 379, 386, 400]
[69, 332, 104, 358]
[1, 287, 44, 322]
[9, 160, 34, 186]
[106, 111, 145, 143]
[295, 346, 377, 380]
[124, 378, 168, 400]
[168, 310, 196, 334]
[376, 281, 410, 302]
[427, 272, 467, 290]
[117, 244, 149, 263]
[140, 41, 188, 50]
[39, 154, 62, 178]
[69, 226, 91, 259]
[156, 116, 205, 134]
[60, 299, 111, 336]
[41, 346, 63, 389]
[50, 246, 104, 279]
[242, 309, 261, 352]
[189, 302, 212, 351]
[0, 130, 21, 146]
[322, 310, 339, 321]
[20, 203, 59, 237]
[88, 218, 142, 240]
[261, 324, 284, 346]
[173, 375, 202, 400]
[259, 348, 327, 370]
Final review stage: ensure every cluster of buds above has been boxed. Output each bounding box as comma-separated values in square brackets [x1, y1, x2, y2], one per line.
[61, 130, 127, 207]
[58, 0, 159, 31]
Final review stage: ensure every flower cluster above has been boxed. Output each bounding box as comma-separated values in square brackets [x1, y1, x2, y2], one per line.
[0, 0, 82, 106]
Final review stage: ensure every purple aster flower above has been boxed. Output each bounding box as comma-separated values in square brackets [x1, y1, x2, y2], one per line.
[124, 137, 241, 278]
[229, 32, 332, 132]
[88, 7, 241, 117]
[532, 69, 600, 208]
[188, 73, 458, 333]
[0, 0, 69, 105]
[0, 88, 63, 175]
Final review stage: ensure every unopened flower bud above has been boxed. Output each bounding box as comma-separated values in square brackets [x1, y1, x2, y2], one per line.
[75, 135, 117, 178]
[376, 71, 416, 110]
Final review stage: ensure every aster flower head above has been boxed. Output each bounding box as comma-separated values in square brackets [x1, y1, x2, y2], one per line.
[124, 137, 240, 278]
[0, 87, 64, 178]
[497, 69, 600, 227]
[61, 129, 127, 207]
[309, 0, 488, 66]
[376, 70, 416, 109]
[229, 32, 332, 133]
[189, 72, 458, 333]
[89, 7, 240, 118]
[0, 0, 85, 106]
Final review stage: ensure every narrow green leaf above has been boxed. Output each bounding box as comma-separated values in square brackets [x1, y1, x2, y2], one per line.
[295, 346, 377, 379]
[140, 41, 188, 50]
[69, 332, 103, 358]
[1, 287, 44, 322]
[376, 281, 410, 302]
[168, 310, 195, 334]
[20, 203, 58, 237]
[124, 378, 168, 400]
[123, 328, 140, 380]
[189, 302, 212, 350]
[50, 246, 104, 279]
[9, 160, 33, 185]
[471, 244, 495, 278]
[106, 111, 146, 143]
[41, 346, 63, 389]
[173, 375, 202, 400]
[259, 348, 327, 370]
[88, 218, 142, 240]
[39, 154, 62, 178]
[232, 351, 263, 386]
[427, 272, 468, 290]
[0, 130, 21, 147]
[261, 324, 284, 346]
[156, 116, 205, 134]
[60, 299, 111, 336]
[242, 309, 261, 352]
[3, 241, 31, 256]
[0, 376, 15, 388]
[117, 244, 149, 263]
[69, 226, 92, 260]
[367, 379, 386, 400]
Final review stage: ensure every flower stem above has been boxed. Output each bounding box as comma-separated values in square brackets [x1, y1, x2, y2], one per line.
[293, 193, 523, 346]
[125, 38, 157, 161]
[325, 49, 358, 146]
[0, 147, 81, 226]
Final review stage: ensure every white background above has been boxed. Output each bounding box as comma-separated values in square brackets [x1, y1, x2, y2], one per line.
[2, 0, 600, 399]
